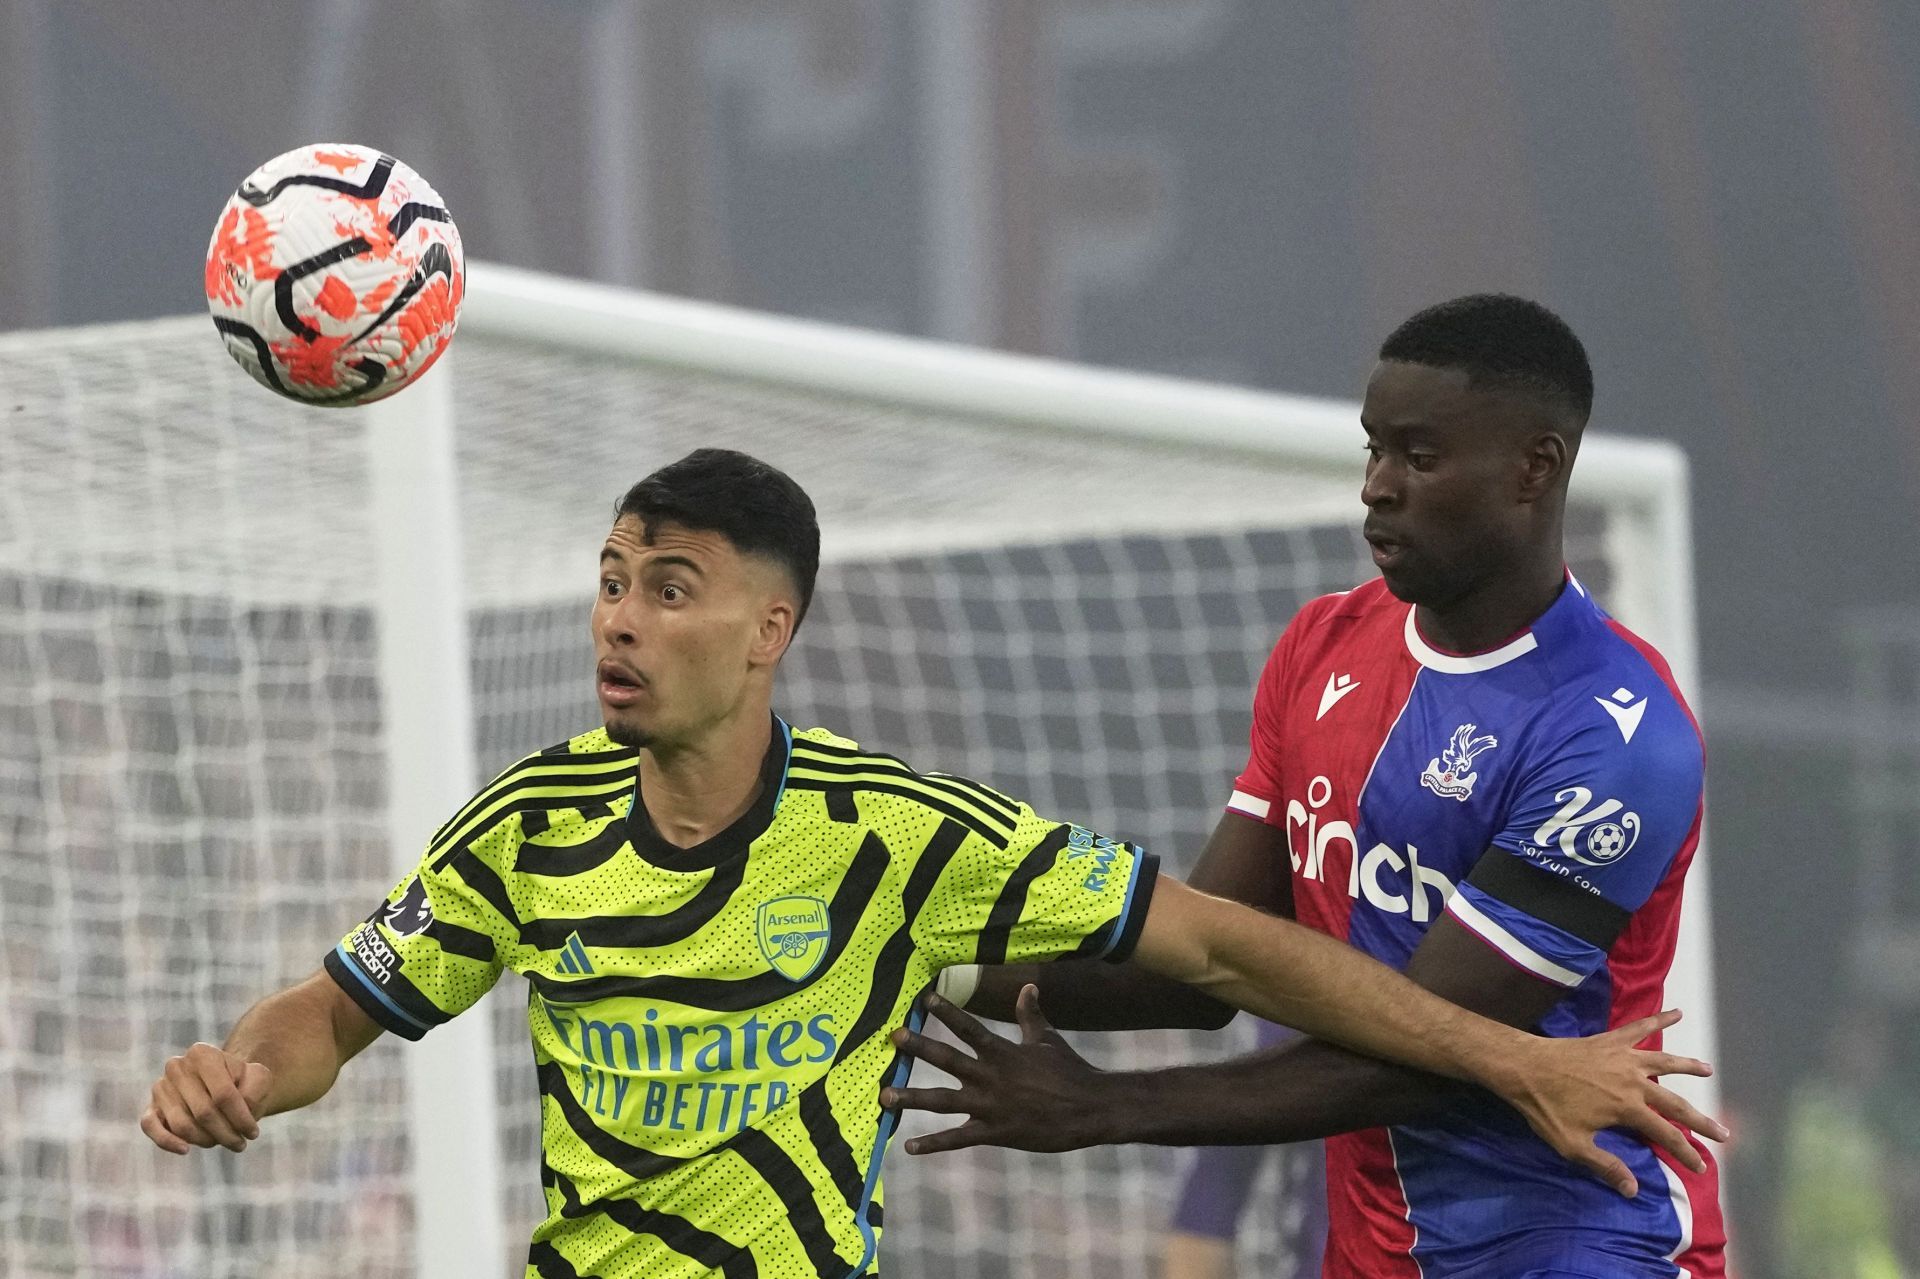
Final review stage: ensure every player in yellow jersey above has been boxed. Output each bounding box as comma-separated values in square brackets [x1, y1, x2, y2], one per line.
[140, 449, 1724, 1278]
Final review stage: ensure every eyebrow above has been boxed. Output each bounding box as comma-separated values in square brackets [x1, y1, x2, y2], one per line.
[600, 547, 706, 576]
[645, 554, 705, 577]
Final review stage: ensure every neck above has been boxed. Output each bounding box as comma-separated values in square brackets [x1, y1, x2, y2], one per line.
[1414, 544, 1566, 655]
[638, 709, 774, 850]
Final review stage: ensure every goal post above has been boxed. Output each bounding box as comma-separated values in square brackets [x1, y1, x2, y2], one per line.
[0, 264, 1716, 1278]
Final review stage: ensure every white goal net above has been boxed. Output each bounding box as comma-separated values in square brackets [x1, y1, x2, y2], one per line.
[0, 265, 1716, 1279]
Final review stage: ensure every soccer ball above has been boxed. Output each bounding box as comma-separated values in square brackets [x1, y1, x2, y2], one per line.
[1586, 822, 1627, 862]
[205, 143, 464, 406]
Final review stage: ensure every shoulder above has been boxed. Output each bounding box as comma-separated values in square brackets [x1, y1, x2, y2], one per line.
[432, 728, 638, 853]
[786, 727, 1025, 847]
[1524, 619, 1703, 790]
[518, 726, 643, 780]
[1274, 581, 1402, 654]
[1295, 580, 1400, 636]
[1255, 581, 1399, 696]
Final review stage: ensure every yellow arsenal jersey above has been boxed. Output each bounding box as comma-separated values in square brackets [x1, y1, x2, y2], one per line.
[325, 718, 1156, 1278]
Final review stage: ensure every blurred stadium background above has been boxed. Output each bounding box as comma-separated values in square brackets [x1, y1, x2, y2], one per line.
[4, 3, 1918, 1277]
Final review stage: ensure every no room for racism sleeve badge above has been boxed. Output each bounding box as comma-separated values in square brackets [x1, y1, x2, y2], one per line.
[757, 896, 832, 981]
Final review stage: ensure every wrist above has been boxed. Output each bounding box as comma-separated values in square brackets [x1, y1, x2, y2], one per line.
[1079, 1070, 1167, 1145]
[1457, 1023, 1532, 1098]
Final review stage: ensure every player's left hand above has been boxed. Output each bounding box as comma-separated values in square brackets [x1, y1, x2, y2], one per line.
[881, 987, 1110, 1155]
[1498, 1008, 1728, 1198]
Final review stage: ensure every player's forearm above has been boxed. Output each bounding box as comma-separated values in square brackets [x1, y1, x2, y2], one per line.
[1084, 1037, 1472, 1147]
[961, 961, 1235, 1031]
[1172, 903, 1527, 1094]
[222, 977, 365, 1116]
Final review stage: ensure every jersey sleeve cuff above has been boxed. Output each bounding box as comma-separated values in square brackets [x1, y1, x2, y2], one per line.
[1098, 851, 1159, 963]
[1225, 788, 1279, 824]
[1444, 884, 1601, 990]
[324, 943, 437, 1041]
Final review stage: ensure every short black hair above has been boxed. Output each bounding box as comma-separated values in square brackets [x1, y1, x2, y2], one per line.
[1378, 294, 1593, 425]
[614, 448, 820, 628]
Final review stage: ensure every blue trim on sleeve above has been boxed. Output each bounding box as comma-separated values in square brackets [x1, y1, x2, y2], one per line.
[1096, 843, 1150, 961]
[331, 941, 433, 1034]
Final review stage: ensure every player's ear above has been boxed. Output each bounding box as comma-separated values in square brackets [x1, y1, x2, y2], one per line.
[1517, 431, 1568, 504]
[750, 596, 798, 667]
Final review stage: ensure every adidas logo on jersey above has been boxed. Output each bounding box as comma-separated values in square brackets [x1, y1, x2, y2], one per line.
[555, 931, 595, 975]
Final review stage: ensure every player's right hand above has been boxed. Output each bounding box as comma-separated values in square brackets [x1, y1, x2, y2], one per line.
[1500, 1009, 1727, 1197]
[139, 1043, 272, 1155]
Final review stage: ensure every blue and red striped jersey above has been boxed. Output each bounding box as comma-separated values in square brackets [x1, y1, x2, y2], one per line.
[1229, 574, 1726, 1279]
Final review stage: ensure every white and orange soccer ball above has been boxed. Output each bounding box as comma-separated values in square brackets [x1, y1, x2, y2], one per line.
[205, 143, 464, 406]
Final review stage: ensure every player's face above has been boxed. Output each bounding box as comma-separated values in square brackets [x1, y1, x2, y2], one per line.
[592, 516, 795, 749]
[1359, 361, 1542, 608]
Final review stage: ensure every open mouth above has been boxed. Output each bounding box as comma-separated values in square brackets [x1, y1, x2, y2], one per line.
[1365, 534, 1407, 569]
[597, 662, 645, 705]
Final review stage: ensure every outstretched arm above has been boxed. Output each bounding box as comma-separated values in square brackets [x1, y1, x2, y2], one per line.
[140, 969, 383, 1154]
[895, 911, 1563, 1152]
[894, 872, 1725, 1195]
[957, 811, 1284, 1031]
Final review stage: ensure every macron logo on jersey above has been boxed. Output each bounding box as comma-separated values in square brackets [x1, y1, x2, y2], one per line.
[1596, 686, 1649, 743]
[1316, 672, 1360, 720]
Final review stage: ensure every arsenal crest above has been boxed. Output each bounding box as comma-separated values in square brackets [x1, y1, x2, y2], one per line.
[756, 896, 831, 982]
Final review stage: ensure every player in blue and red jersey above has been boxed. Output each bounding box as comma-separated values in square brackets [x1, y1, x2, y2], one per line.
[887, 295, 1728, 1277]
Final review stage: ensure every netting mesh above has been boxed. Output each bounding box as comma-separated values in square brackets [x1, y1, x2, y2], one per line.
[4, 314, 1613, 1278]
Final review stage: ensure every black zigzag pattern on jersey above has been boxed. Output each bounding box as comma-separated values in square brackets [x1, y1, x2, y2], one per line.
[238, 154, 397, 206]
[442, 847, 522, 932]
[799, 1078, 866, 1222]
[788, 740, 1022, 823]
[528, 832, 890, 1010]
[515, 813, 627, 877]
[526, 1241, 583, 1279]
[541, 1157, 758, 1279]
[427, 747, 636, 864]
[823, 787, 859, 823]
[974, 824, 1074, 966]
[426, 780, 635, 875]
[423, 917, 494, 961]
[209, 317, 386, 403]
[784, 775, 1010, 849]
[520, 851, 748, 952]
[834, 820, 969, 1067]
[428, 744, 635, 850]
[536, 1060, 688, 1181]
[729, 1126, 855, 1278]
[787, 741, 1019, 842]
[921, 771, 1022, 823]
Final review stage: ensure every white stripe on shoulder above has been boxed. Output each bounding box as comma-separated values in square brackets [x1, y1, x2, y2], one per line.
[1446, 892, 1583, 987]
[1226, 790, 1272, 820]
